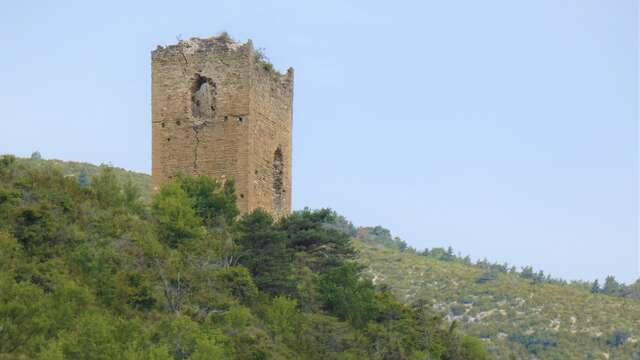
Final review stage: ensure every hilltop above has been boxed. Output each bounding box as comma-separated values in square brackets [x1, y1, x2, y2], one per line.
[15, 156, 152, 201]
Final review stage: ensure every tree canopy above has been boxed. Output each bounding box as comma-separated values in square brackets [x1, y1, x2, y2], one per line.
[0, 155, 488, 359]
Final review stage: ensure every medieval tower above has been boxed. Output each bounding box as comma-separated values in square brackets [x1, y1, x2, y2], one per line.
[151, 34, 293, 217]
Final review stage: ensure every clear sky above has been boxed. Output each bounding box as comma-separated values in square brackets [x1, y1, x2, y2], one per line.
[0, 1, 637, 283]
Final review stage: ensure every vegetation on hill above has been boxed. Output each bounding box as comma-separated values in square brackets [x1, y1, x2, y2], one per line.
[0, 155, 488, 359]
[6, 155, 638, 359]
[18, 153, 152, 201]
[357, 228, 640, 359]
[356, 224, 640, 301]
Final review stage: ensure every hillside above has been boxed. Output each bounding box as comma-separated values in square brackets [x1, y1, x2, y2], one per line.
[357, 238, 640, 359]
[6, 156, 639, 359]
[0, 155, 488, 359]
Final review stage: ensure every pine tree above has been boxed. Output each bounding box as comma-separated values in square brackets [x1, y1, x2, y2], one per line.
[236, 210, 293, 295]
[602, 276, 620, 296]
[30, 151, 42, 160]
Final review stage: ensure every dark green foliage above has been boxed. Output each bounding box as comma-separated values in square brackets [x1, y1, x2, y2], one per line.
[592, 276, 640, 299]
[156, 315, 230, 359]
[237, 210, 293, 295]
[175, 174, 239, 227]
[151, 182, 203, 248]
[38, 312, 159, 360]
[264, 296, 299, 342]
[508, 332, 558, 354]
[323, 210, 357, 236]
[14, 204, 59, 255]
[215, 266, 259, 305]
[520, 266, 534, 279]
[459, 336, 491, 360]
[625, 280, 640, 300]
[91, 167, 124, 208]
[279, 208, 356, 273]
[602, 275, 621, 295]
[423, 247, 457, 262]
[475, 270, 498, 284]
[450, 304, 466, 316]
[607, 330, 630, 347]
[120, 272, 157, 310]
[317, 262, 377, 328]
[0, 156, 488, 359]
[357, 225, 408, 251]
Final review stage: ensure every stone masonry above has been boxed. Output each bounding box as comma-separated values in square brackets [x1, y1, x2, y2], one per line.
[151, 34, 293, 217]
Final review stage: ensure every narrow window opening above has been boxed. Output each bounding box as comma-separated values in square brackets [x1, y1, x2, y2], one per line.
[273, 148, 284, 213]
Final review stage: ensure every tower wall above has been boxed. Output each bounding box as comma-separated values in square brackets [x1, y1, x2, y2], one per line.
[247, 59, 293, 217]
[151, 36, 293, 217]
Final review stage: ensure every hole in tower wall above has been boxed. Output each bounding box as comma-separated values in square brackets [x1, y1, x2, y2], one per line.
[191, 74, 216, 119]
[273, 148, 284, 213]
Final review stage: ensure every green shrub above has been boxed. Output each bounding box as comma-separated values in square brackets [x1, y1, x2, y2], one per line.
[216, 266, 258, 305]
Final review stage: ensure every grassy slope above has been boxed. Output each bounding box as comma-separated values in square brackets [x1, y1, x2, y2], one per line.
[21, 157, 640, 359]
[357, 240, 640, 359]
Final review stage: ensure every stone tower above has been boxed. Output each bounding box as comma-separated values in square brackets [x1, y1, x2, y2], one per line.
[151, 35, 293, 217]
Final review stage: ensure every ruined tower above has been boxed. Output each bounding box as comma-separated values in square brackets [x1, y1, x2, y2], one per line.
[151, 35, 293, 217]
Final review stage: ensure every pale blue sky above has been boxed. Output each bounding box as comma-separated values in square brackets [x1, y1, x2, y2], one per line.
[0, 1, 637, 283]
